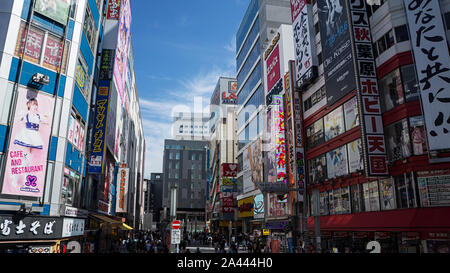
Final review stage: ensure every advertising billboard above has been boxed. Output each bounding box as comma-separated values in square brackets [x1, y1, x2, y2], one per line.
[248, 138, 263, 185]
[273, 95, 287, 184]
[253, 193, 264, 219]
[113, 0, 132, 111]
[266, 44, 281, 92]
[88, 81, 111, 174]
[107, 0, 121, 20]
[34, 0, 71, 26]
[221, 163, 239, 177]
[291, 0, 318, 88]
[349, 0, 388, 176]
[403, 0, 450, 152]
[326, 145, 348, 179]
[317, 0, 356, 106]
[116, 167, 129, 213]
[237, 196, 254, 218]
[2, 87, 55, 197]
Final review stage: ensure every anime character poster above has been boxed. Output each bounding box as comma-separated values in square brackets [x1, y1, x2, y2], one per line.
[326, 145, 348, 179]
[2, 87, 55, 197]
[324, 106, 344, 141]
[113, 0, 132, 111]
[67, 115, 74, 143]
[34, 0, 71, 26]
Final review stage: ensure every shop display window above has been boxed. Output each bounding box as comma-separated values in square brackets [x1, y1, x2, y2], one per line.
[351, 184, 363, 213]
[308, 154, 327, 184]
[417, 174, 450, 208]
[306, 119, 324, 150]
[61, 176, 74, 206]
[331, 187, 351, 215]
[379, 68, 404, 112]
[320, 191, 329, 216]
[385, 119, 411, 162]
[379, 178, 396, 210]
[394, 173, 417, 209]
[409, 116, 427, 156]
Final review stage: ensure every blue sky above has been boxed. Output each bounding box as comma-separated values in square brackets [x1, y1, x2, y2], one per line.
[130, 0, 249, 178]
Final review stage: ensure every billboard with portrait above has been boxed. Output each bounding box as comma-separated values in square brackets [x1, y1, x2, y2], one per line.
[2, 87, 55, 197]
[344, 96, 359, 131]
[34, 0, 71, 26]
[317, 0, 356, 106]
[248, 138, 263, 185]
[253, 193, 264, 219]
[347, 138, 363, 173]
[113, 0, 132, 111]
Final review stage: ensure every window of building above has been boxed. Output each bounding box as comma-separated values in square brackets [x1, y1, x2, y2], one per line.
[15, 21, 70, 74]
[351, 184, 363, 213]
[400, 64, 419, 102]
[379, 178, 396, 210]
[409, 116, 427, 156]
[306, 119, 324, 150]
[175, 152, 180, 160]
[363, 181, 380, 212]
[377, 29, 395, 55]
[67, 113, 86, 152]
[319, 191, 329, 216]
[394, 173, 417, 209]
[83, 5, 97, 52]
[379, 68, 404, 112]
[385, 119, 411, 162]
[304, 86, 326, 112]
[394, 25, 409, 43]
[308, 154, 327, 184]
[444, 12, 450, 30]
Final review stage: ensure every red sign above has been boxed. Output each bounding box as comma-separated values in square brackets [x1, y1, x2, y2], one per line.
[266, 44, 280, 92]
[221, 163, 239, 177]
[107, 0, 121, 20]
[172, 220, 181, 230]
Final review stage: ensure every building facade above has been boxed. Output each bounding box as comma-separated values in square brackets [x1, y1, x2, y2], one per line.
[235, 0, 292, 237]
[294, 0, 450, 253]
[206, 77, 239, 235]
[161, 139, 207, 233]
[0, 0, 145, 253]
[173, 111, 210, 141]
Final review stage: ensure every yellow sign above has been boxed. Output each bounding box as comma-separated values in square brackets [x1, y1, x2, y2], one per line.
[237, 196, 254, 218]
[263, 229, 270, 236]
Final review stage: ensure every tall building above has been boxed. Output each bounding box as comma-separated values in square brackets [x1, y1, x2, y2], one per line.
[293, 0, 450, 253]
[143, 172, 163, 230]
[206, 77, 238, 234]
[162, 139, 207, 233]
[173, 111, 210, 141]
[235, 0, 292, 236]
[0, 0, 145, 253]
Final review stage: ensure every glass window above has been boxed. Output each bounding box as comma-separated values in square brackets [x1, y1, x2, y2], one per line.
[394, 25, 409, 43]
[363, 181, 380, 212]
[237, 61, 262, 106]
[444, 12, 450, 30]
[169, 152, 173, 160]
[176, 152, 180, 160]
[400, 64, 419, 102]
[379, 68, 404, 112]
[326, 145, 349, 179]
[351, 184, 363, 213]
[83, 5, 97, 52]
[320, 191, 329, 216]
[343, 97, 359, 131]
[347, 139, 363, 173]
[236, 16, 260, 70]
[385, 119, 411, 162]
[409, 116, 427, 156]
[306, 119, 324, 149]
[308, 154, 327, 184]
[395, 173, 417, 209]
[61, 176, 74, 206]
[324, 106, 344, 141]
[379, 178, 396, 210]
[237, 39, 260, 88]
[385, 30, 395, 49]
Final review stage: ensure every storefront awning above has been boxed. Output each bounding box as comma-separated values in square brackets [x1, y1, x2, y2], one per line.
[89, 214, 123, 224]
[307, 207, 450, 232]
[116, 223, 133, 230]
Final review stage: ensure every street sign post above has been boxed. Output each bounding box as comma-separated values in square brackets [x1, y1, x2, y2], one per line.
[172, 220, 181, 230]
[171, 229, 181, 245]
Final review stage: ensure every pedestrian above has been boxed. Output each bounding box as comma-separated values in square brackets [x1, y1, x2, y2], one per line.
[196, 247, 201, 253]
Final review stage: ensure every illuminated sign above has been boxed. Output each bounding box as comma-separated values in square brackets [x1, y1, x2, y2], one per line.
[273, 95, 287, 183]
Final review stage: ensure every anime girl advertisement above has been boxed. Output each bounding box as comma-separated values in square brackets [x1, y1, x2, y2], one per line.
[2, 87, 54, 197]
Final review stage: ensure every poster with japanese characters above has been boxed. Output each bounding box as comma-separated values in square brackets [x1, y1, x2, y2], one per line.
[34, 0, 71, 25]
[404, 0, 450, 152]
[347, 138, 363, 173]
[0, 216, 63, 240]
[43, 34, 64, 71]
[1, 87, 55, 198]
[344, 96, 359, 131]
[291, 0, 318, 88]
[67, 115, 75, 143]
[15, 22, 45, 65]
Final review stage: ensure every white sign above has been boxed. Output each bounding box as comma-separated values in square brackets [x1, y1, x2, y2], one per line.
[62, 218, 85, 238]
[171, 229, 181, 245]
[404, 0, 450, 151]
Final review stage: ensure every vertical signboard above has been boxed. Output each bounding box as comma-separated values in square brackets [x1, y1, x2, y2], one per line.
[403, 0, 450, 152]
[273, 95, 287, 184]
[88, 81, 111, 174]
[288, 61, 306, 199]
[348, 0, 388, 176]
[116, 167, 129, 213]
[317, 0, 356, 106]
[284, 72, 295, 188]
[2, 88, 55, 197]
[290, 0, 318, 89]
[265, 33, 281, 93]
[107, 0, 121, 20]
[113, 0, 132, 111]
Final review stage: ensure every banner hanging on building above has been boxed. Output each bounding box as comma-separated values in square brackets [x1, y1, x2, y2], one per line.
[2, 87, 55, 198]
[317, 0, 356, 106]
[290, 0, 318, 89]
[88, 81, 111, 174]
[348, 0, 388, 176]
[116, 167, 129, 213]
[403, 0, 450, 152]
